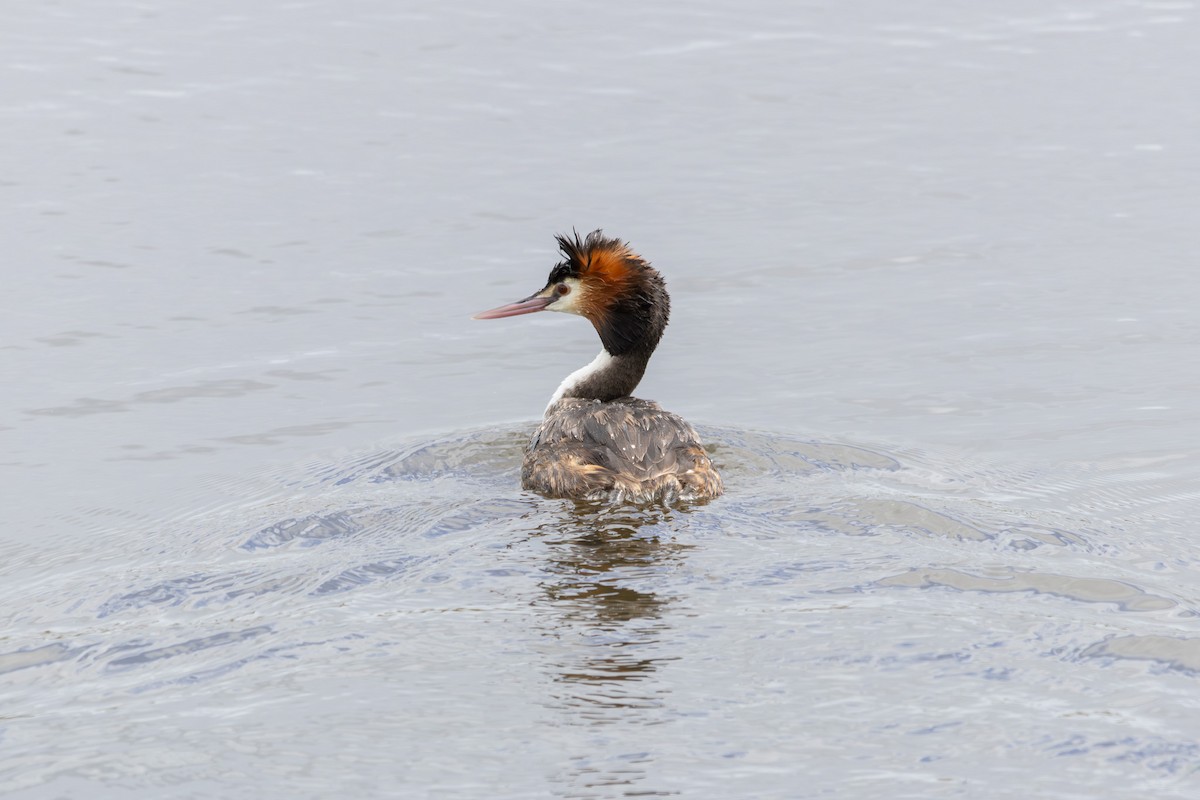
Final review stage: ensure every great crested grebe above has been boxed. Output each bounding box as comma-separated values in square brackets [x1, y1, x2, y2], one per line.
[473, 230, 723, 503]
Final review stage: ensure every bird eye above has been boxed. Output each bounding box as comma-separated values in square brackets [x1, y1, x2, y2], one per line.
[556, 283, 570, 295]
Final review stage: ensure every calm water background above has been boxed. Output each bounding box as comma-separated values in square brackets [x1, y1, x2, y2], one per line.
[4, 1, 1200, 797]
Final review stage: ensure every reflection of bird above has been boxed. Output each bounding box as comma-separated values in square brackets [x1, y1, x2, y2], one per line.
[474, 230, 723, 503]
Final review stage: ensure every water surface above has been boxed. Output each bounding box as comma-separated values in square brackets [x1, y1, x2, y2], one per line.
[3, 1, 1200, 797]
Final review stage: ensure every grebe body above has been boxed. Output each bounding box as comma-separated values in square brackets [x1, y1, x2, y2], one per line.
[474, 231, 722, 503]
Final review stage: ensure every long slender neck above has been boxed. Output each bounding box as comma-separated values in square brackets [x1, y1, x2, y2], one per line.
[549, 349, 652, 407]
[548, 272, 670, 409]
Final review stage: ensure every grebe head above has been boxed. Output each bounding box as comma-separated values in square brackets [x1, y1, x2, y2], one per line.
[473, 230, 669, 358]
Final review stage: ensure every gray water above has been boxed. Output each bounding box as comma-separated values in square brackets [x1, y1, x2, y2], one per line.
[4, 1, 1200, 797]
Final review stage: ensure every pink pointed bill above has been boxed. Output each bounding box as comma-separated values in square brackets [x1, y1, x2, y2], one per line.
[472, 294, 552, 320]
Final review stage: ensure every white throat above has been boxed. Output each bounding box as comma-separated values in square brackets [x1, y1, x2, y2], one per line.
[547, 350, 614, 412]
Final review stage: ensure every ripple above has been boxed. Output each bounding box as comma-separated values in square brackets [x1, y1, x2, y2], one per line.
[876, 567, 1177, 612]
[312, 556, 428, 595]
[0, 643, 83, 676]
[1081, 634, 1200, 674]
[106, 626, 273, 670]
[242, 510, 368, 550]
